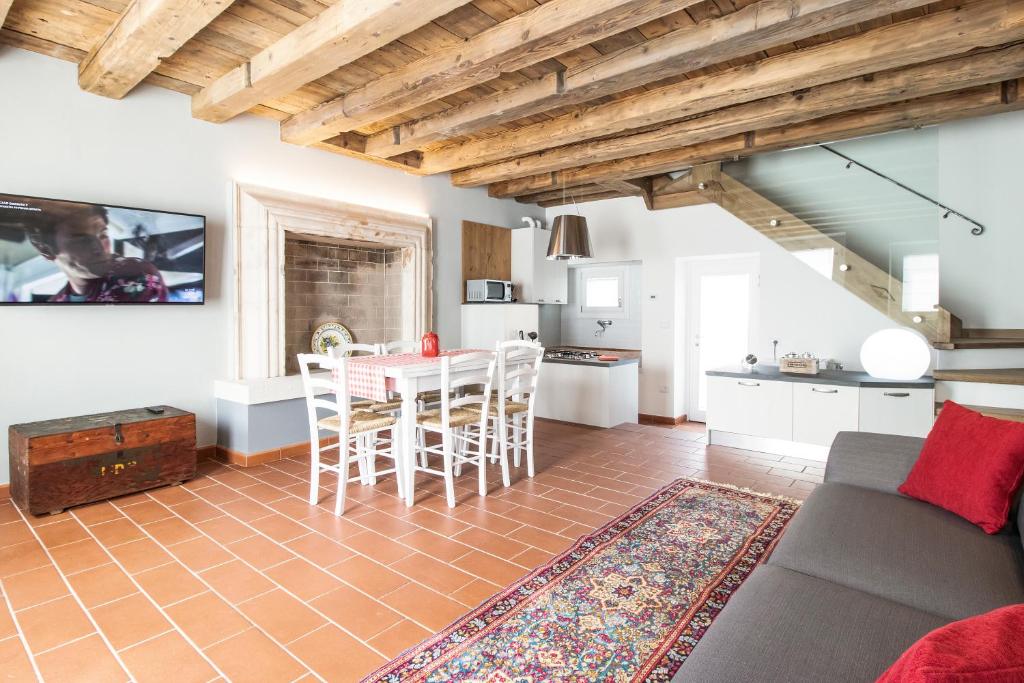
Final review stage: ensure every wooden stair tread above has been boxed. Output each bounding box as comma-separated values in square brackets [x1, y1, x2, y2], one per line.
[933, 368, 1024, 385]
[936, 402, 1024, 423]
[933, 338, 1024, 350]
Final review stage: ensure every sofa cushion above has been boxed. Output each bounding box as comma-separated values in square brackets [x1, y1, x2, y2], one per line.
[768, 483, 1024, 620]
[672, 565, 948, 683]
[899, 401, 1024, 534]
[876, 604, 1024, 682]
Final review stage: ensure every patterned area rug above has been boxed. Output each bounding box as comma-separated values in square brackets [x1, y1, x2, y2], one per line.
[363, 478, 801, 683]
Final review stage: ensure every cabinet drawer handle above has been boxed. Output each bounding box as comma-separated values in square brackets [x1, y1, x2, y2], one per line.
[737, 381, 760, 387]
[812, 388, 838, 394]
[884, 392, 911, 398]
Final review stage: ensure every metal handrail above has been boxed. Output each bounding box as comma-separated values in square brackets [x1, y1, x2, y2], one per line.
[819, 144, 985, 236]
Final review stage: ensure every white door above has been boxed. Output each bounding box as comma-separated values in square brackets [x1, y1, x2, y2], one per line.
[685, 256, 759, 423]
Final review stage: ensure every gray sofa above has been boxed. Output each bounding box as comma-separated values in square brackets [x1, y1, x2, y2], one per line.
[674, 432, 1024, 682]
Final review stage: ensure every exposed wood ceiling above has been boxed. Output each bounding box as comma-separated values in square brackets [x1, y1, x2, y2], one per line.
[2, 0, 1023, 207]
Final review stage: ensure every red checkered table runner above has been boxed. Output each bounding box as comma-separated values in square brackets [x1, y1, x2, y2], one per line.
[344, 350, 484, 402]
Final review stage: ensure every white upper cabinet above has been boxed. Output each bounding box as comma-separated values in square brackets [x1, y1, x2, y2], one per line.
[512, 227, 568, 304]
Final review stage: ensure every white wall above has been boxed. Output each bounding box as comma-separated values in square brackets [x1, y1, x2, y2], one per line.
[0, 49, 541, 484]
[561, 262, 642, 348]
[937, 110, 1024, 329]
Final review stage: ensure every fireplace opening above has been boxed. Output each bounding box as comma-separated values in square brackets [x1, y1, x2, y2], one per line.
[284, 234, 404, 375]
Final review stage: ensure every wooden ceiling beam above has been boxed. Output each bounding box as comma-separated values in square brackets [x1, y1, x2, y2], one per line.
[452, 43, 1024, 186]
[651, 166, 723, 209]
[488, 79, 1024, 197]
[77, 0, 231, 98]
[597, 178, 655, 210]
[280, 0, 703, 146]
[516, 184, 610, 205]
[0, 0, 13, 29]
[489, 173, 563, 200]
[364, 0, 938, 158]
[427, 0, 1024, 176]
[538, 190, 626, 209]
[191, 0, 471, 123]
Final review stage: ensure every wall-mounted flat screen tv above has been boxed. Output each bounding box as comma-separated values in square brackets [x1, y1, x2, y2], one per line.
[0, 193, 205, 304]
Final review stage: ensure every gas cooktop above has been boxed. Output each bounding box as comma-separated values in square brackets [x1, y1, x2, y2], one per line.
[544, 349, 599, 360]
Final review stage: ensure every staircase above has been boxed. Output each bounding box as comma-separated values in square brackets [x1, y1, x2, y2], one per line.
[712, 171, 960, 344]
[682, 149, 1024, 424]
[932, 329, 1024, 350]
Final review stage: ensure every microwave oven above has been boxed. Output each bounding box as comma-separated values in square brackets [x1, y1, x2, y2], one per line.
[466, 279, 513, 302]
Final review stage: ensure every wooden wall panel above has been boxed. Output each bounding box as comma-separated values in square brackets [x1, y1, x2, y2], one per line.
[461, 221, 511, 302]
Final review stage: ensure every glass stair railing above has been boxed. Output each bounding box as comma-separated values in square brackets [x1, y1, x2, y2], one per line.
[716, 135, 985, 344]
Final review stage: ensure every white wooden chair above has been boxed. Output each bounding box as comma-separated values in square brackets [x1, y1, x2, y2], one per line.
[383, 340, 417, 354]
[411, 352, 504, 507]
[472, 341, 544, 477]
[297, 353, 402, 516]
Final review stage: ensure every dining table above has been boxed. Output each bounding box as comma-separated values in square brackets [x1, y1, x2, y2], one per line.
[345, 349, 491, 506]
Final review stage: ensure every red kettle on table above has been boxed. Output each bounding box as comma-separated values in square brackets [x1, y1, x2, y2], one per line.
[421, 331, 439, 357]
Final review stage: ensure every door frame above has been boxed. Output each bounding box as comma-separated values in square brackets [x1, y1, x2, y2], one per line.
[678, 254, 760, 423]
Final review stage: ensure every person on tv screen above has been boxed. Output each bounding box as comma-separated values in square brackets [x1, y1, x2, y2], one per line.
[25, 201, 168, 303]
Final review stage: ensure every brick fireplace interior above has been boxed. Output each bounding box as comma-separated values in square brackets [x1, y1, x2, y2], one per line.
[283, 234, 403, 374]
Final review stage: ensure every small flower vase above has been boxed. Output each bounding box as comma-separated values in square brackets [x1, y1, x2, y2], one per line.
[421, 332, 439, 357]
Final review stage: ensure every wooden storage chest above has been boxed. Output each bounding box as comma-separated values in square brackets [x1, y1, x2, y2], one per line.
[9, 406, 197, 515]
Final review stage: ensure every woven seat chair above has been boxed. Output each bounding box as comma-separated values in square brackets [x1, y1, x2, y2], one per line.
[297, 352, 402, 516]
[409, 351, 503, 507]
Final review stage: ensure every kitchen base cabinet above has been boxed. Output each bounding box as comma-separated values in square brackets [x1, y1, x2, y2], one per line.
[859, 388, 934, 438]
[793, 383, 860, 447]
[535, 361, 638, 428]
[706, 367, 936, 462]
[707, 377, 793, 441]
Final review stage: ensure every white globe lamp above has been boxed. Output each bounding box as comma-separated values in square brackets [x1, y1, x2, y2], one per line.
[859, 328, 931, 381]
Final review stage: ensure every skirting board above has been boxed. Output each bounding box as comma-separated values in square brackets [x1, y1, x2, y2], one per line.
[213, 436, 340, 467]
[638, 413, 688, 426]
[708, 430, 829, 462]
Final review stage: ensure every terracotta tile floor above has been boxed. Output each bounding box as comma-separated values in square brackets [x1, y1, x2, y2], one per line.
[0, 420, 822, 682]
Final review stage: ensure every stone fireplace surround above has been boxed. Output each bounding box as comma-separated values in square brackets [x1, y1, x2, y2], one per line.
[231, 183, 432, 380]
[213, 184, 433, 464]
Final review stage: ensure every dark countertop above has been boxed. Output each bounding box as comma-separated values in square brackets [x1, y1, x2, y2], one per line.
[706, 364, 935, 388]
[543, 355, 640, 368]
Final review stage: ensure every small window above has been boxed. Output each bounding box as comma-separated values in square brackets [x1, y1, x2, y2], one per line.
[902, 253, 939, 312]
[579, 266, 626, 317]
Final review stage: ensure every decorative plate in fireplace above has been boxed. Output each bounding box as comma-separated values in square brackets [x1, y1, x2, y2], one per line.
[311, 322, 354, 355]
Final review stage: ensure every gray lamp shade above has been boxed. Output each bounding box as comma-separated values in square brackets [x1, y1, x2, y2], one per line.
[546, 214, 594, 261]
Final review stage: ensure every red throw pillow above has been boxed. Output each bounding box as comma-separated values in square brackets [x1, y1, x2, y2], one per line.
[877, 604, 1024, 682]
[898, 401, 1024, 534]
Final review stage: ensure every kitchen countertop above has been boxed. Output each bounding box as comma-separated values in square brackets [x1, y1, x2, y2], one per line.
[707, 364, 935, 388]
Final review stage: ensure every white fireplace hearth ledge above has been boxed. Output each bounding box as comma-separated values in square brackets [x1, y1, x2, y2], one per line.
[214, 373, 332, 405]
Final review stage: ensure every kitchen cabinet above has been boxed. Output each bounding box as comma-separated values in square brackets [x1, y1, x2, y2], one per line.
[535, 359, 639, 428]
[705, 366, 936, 460]
[707, 376, 793, 440]
[792, 383, 860, 446]
[512, 227, 567, 304]
[859, 387, 934, 438]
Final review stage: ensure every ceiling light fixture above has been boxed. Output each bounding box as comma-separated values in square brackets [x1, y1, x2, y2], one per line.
[547, 179, 594, 261]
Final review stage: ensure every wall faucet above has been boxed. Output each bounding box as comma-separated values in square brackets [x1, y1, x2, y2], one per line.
[595, 320, 614, 337]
